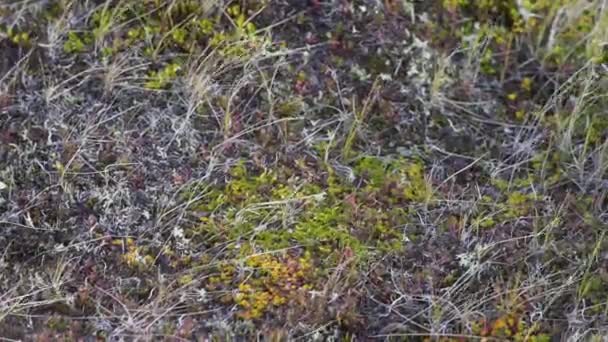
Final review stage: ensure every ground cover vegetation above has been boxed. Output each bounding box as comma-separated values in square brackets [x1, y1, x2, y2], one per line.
[1, 0, 607, 340]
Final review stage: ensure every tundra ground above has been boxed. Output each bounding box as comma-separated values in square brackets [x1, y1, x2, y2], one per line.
[1, 0, 608, 340]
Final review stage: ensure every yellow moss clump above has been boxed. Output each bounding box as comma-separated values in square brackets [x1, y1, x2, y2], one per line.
[234, 253, 314, 319]
[117, 238, 155, 270]
[402, 161, 434, 203]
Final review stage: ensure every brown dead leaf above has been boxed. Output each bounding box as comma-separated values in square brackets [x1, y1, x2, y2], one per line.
[178, 317, 195, 338]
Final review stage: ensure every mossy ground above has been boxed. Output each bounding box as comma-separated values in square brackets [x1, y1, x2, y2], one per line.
[1, 0, 608, 340]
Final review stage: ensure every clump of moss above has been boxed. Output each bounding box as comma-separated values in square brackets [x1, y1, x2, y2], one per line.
[234, 252, 314, 319]
[113, 237, 155, 271]
[183, 158, 427, 263]
[4, 27, 32, 47]
[470, 175, 542, 230]
[437, 0, 606, 87]
[144, 62, 182, 89]
[292, 204, 361, 256]
[56, 0, 270, 91]
[504, 190, 537, 217]
[354, 156, 433, 203]
[472, 313, 551, 341]
[63, 31, 93, 53]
